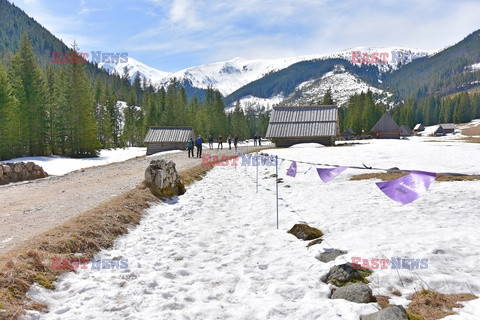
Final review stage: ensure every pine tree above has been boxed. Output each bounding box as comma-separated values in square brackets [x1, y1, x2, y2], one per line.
[0, 61, 20, 160]
[322, 88, 334, 105]
[9, 33, 48, 156]
[66, 44, 100, 156]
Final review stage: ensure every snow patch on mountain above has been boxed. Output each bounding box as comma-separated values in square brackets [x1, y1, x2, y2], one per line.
[226, 94, 285, 112]
[283, 65, 392, 107]
[467, 62, 480, 72]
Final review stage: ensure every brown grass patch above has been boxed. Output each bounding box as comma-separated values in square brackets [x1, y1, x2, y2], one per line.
[375, 295, 392, 309]
[0, 185, 158, 319]
[351, 172, 409, 181]
[459, 136, 480, 144]
[351, 172, 480, 182]
[461, 125, 480, 137]
[407, 290, 477, 320]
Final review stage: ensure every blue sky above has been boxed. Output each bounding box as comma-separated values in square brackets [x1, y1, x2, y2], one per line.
[11, 0, 480, 72]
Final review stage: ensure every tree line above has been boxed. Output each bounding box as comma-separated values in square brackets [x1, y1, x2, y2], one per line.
[0, 35, 269, 161]
[391, 92, 480, 128]
[338, 90, 480, 134]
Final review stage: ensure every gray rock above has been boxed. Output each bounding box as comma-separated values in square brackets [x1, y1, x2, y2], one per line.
[324, 262, 371, 287]
[331, 283, 373, 303]
[145, 159, 184, 197]
[360, 305, 408, 320]
[316, 249, 348, 263]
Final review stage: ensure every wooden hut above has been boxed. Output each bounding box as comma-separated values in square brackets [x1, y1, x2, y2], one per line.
[265, 105, 339, 147]
[432, 125, 445, 136]
[414, 123, 425, 133]
[440, 123, 455, 134]
[400, 125, 413, 137]
[144, 127, 195, 155]
[371, 113, 401, 139]
[343, 128, 356, 140]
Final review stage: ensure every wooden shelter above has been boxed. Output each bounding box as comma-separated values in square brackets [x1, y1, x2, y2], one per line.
[414, 123, 425, 133]
[371, 113, 401, 139]
[440, 123, 455, 134]
[400, 125, 413, 137]
[432, 125, 445, 136]
[265, 105, 339, 147]
[144, 127, 195, 155]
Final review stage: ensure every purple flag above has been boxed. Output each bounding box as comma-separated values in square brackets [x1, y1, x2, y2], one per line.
[376, 171, 436, 205]
[316, 166, 348, 183]
[286, 161, 297, 177]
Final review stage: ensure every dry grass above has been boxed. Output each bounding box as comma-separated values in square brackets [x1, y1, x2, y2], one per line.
[0, 185, 158, 319]
[179, 163, 217, 186]
[351, 172, 480, 182]
[375, 295, 392, 309]
[461, 125, 480, 136]
[459, 136, 480, 144]
[407, 290, 477, 320]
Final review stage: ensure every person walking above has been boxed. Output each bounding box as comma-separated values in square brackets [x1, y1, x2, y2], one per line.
[253, 135, 258, 146]
[258, 135, 261, 146]
[208, 134, 214, 149]
[233, 135, 239, 152]
[196, 135, 204, 158]
[187, 138, 194, 158]
[227, 134, 232, 150]
[217, 135, 223, 150]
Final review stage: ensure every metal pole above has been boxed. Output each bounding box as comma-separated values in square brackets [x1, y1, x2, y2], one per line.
[256, 152, 259, 194]
[276, 155, 279, 229]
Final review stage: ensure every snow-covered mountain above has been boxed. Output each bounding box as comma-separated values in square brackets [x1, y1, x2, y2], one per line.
[99, 47, 429, 109]
[99, 57, 170, 84]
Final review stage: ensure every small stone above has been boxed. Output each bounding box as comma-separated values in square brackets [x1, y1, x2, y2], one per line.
[360, 305, 409, 320]
[331, 283, 373, 303]
[316, 249, 348, 263]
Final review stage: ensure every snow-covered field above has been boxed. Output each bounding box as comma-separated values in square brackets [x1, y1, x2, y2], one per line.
[26, 138, 480, 319]
[7, 148, 147, 176]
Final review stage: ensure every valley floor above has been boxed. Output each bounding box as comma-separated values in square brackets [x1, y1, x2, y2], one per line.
[25, 137, 480, 319]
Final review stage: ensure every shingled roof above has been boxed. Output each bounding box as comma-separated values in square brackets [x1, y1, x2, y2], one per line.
[144, 127, 195, 143]
[371, 113, 401, 133]
[265, 105, 338, 138]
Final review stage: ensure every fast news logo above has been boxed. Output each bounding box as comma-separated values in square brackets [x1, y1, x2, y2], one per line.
[51, 51, 128, 64]
[51, 256, 128, 270]
[351, 257, 428, 270]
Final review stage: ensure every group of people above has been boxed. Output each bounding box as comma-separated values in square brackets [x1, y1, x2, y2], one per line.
[215, 134, 239, 151]
[187, 133, 241, 158]
[187, 135, 204, 158]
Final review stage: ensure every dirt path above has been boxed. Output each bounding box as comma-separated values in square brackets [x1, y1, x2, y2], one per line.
[0, 146, 266, 254]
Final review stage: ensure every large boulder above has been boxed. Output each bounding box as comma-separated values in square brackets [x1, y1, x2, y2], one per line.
[360, 305, 409, 320]
[323, 262, 372, 287]
[145, 159, 185, 198]
[288, 224, 323, 240]
[331, 283, 373, 303]
[316, 249, 348, 263]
